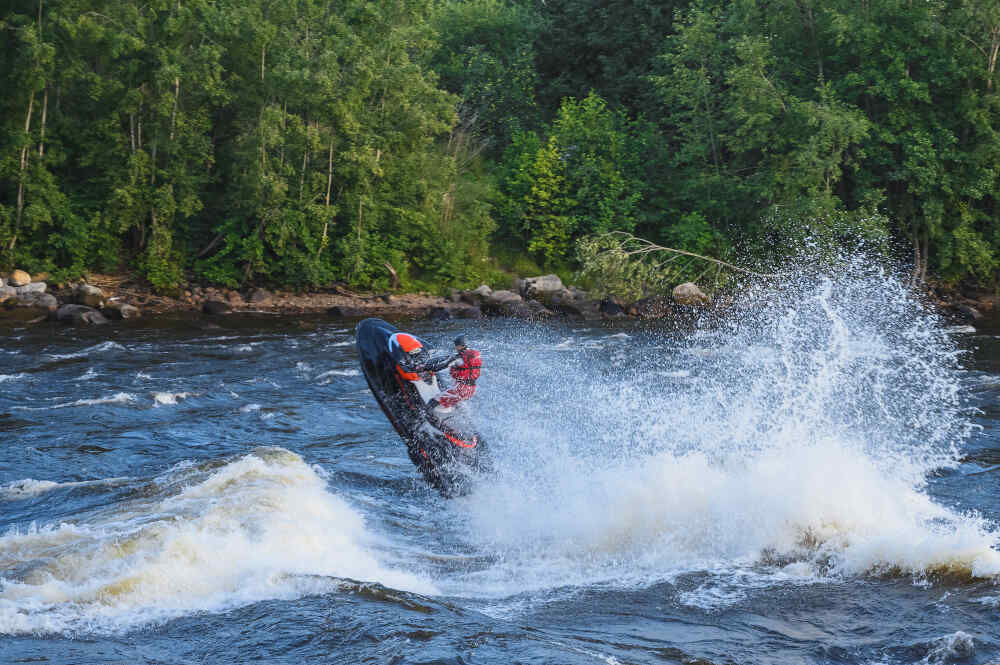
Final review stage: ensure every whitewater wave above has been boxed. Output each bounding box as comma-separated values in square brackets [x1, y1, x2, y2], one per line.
[13, 392, 137, 411]
[1, 477, 132, 501]
[0, 448, 433, 635]
[0, 373, 27, 383]
[315, 369, 361, 383]
[151, 391, 194, 406]
[45, 341, 126, 361]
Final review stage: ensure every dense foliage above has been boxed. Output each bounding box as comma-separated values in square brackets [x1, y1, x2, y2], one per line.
[2, 0, 998, 291]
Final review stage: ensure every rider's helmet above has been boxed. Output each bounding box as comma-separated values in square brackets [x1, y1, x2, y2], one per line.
[453, 334, 468, 349]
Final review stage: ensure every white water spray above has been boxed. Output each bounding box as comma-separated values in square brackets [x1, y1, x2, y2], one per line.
[448, 266, 999, 600]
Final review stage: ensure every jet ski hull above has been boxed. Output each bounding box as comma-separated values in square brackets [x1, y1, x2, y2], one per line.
[356, 318, 488, 497]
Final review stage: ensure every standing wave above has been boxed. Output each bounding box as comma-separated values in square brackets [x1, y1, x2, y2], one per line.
[0, 448, 433, 635]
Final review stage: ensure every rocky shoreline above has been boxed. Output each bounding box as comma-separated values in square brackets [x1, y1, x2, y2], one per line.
[0, 268, 994, 328]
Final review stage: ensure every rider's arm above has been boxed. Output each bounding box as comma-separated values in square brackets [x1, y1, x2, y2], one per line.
[423, 353, 459, 373]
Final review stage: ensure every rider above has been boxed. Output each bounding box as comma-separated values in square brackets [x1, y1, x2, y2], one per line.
[426, 334, 482, 412]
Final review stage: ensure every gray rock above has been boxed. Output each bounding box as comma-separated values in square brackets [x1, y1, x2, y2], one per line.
[0, 292, 59, 321]
[522, 274, 565, 301]
[427, 306, 453, 321]
[446, 289, 461, 303]
[955, 304, 983, 321]
[453, 305, 483, 319]
[202, 299, 232, 315]
[15, 282, 46, 296]
[460, 284, 494, 306]
[672, 282, 710, 306]
[0, 277, 4, 288]
[247, 288, 273, 304]
[102, 301, 141, 320]
[600, 297, 625, 317]
[55, 304, 109, 325]
[484, 290, 522, 307]
[75, 284, 106, 307]
[0, 285, 16, 302]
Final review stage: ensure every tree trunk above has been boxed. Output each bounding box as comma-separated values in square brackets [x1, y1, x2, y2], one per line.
[38, 87, 48, 157]
[317, 141, 333, 256]
[15, 90, 36, 237]
[169, 77, 179, 141]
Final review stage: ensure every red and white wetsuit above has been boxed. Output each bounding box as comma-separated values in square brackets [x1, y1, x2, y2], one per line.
[437, 347, 482, 408]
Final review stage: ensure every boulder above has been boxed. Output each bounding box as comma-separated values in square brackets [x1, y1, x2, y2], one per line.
[506, 299, 554, 319]
[15, 282, 46, 296]
[30, 272, 49, 283]
[628, 296, 672, 319]
[202, 299, 232, 315]
[9, 270, 30, 287]
[247, 288, 273, 305]
[379, 293, 394, 304]
[0, 285, 16, 303]
[327, 305, 365, 318]
[460, 284, 493, 306]
[0, 277, 4, 288]
[427, 306, 454, 321]
[546, 291, 594, 318]
[955, 304, 983, 321]
[0, 292, 59, 321]
[453, 305, 483, 319]
[600, 297, 625, 318]
[522, 274, 565, 300]
[446, 289, 461, 303]
[102, 301, 141, 320]
[55, 303, 109, 325]
[484, 290, 522, 307]
[75, 283, 106, 307]
[672, 282, 710, 306]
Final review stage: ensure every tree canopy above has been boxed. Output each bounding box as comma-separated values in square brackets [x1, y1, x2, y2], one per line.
[2, 0, 997, 291]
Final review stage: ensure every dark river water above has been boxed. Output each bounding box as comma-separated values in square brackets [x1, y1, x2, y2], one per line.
[2, 273, 1000, 664]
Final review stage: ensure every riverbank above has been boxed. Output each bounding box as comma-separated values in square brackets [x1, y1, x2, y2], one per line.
[1, 268, 996, 329]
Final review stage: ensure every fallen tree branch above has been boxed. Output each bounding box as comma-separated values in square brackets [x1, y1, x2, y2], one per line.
[603, 231, 777, 279]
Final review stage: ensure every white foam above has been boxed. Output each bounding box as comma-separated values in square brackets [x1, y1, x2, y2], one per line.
[75, 367, 100, 381]
[240, 403, 261, 413]
[923, 631, 976, 663]
[151, 392, 194, 406]
[314, 369, 361, 383]
[0, 373, 26, 383]
[1, 477, 131, 500]
[15, 393, 137, 411]
[46, 341, 126, 360]
[0, 449, 432, 635]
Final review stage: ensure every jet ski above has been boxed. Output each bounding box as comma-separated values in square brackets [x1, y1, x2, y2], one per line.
[356, 317, 489, 497]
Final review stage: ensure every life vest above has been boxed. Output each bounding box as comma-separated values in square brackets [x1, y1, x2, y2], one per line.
[449, 348, 482, 385]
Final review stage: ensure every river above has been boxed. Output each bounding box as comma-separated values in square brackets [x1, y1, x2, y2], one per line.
[2, 271, 999, 664]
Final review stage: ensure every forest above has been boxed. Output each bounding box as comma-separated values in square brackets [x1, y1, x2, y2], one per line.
[2, 0, 999, 293]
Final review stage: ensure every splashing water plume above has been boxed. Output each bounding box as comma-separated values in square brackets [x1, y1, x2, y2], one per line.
[450, 263, 999, 599]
